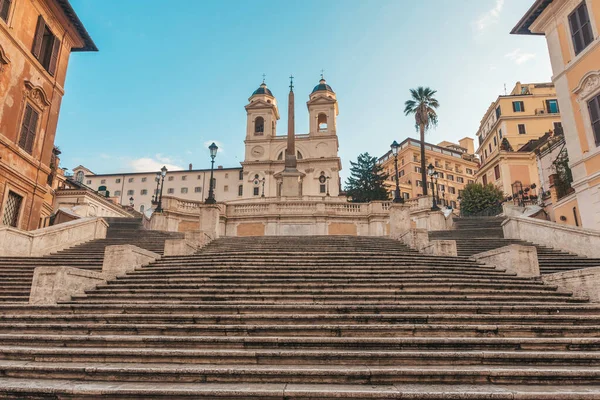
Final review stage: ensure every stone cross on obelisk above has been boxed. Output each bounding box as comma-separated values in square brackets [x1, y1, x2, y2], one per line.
[275, 74, 305, 197]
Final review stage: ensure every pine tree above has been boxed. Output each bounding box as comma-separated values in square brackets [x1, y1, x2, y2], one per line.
[344, 152, 390, 203]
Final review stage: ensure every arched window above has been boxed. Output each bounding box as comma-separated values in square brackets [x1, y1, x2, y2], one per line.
[318, 113, 328, 132]
[255, 116, 264, 135]
[139, 205, 145, 213]
[75, 171, 84, 183]
[278, 150, 303, 160]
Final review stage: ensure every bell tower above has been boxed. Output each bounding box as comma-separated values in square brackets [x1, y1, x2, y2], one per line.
[245, 81, 279, 139]
[307, 77, 338, 136]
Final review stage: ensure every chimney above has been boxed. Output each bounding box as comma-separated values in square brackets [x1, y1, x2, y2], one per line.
[218, 165, 223, 170]
[189, 163, 192, 171]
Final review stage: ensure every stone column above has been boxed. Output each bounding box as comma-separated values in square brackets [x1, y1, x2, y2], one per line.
[199, 204, 221, 239]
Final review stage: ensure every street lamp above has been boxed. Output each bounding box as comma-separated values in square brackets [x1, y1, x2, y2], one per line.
[390, 140, 403, 203]
[432, 171, 440, 211]
[261, 177, 266, 198]
[152, 173, 160, 204]
[129, 197, 134, 207]
[156, 165, 167, 212]
[205, 142, 218, 204]
[427, 163, 440, 211]
[326, 176, 331, 197]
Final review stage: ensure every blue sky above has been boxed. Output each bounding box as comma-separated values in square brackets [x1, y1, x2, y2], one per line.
[59, 0, 551, 181]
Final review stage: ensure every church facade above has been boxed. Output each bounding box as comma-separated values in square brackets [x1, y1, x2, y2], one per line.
[72, 77, 343, 213]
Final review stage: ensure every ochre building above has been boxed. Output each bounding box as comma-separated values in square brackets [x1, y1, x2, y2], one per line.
[475, 82, 562, 197]
[0, 0, 95, 230]
[513, 0, 600, 229]
[378, 137, 479, 210]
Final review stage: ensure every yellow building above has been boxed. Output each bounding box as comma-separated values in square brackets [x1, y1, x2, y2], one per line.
[513, 0, 600, 229]
[475, 82, 562, 197]
[378, 138, 479, 210]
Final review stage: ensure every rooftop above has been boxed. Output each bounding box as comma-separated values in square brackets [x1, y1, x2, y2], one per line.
[511, 0, 554, 36]
[55, 0, 97, 51]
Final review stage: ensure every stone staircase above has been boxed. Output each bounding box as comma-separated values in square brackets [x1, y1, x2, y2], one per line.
[1, 235, 600, 397]
[430, 217, 600, 274]
[0, 217, 182, 303]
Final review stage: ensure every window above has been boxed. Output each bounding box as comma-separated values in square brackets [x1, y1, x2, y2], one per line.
[318, 113, 328, 132]
[182, 176, 187, 181]
[416, 180, 423, 187]
[438, 184, 445, 192]
[2, 190, 23, 227]
[399, 170, 405, 177]
[518, 124, 527, 134]
[238, 185, 243, 196]
[320, 183, 326, 193]
[512, 101, 525, 112]
[195, 187, 202, 193]
[438, 172, 444, 179]
[239, 170, 244, 180]
[546, 99, 560, 114]
[140, 205, 145, 213]
[115, 190, 121, 196]
[448, 187, 456, 194]
[18, 104, 39, 154]
[31, 16, 60, 75]
[253, 187, 260, 196]
[495, 106, 501, 119]
[181, 187, 188, 194]
[457, 177, 464, 183]
[224, 185, 229, 192]
[468, 179, 475, 184]
[482, 174, 488, 185]
[116, 178, 121, 183]
[494, 165, 501, 180]
[414, 167, 422, 173]
[141, 189, 147, 195]
[554, 122, 563, 133]
[100, 179, 106, 184]
[589, 93, 600, 146]
[127, 190, 134, 196]
[484, 149, 488, 157]
[167, 188, 174, 194]
[128, 178, 134, 183]
[447, 174, 454, 181]
[0, 0, 11, 22]
[141, 177, 147, 182]
[255, 116, 264, 134]
[499, 129, 503, 139]
[86, 180, 92, 185]
[466, 168, 473, 175]
[493, 136, 497, 147]
[569, 1, 594, 55]
[489, 144, 492, 153]
[168, 176, 174, 181]
[225, 173, 229, 179]
[197, 175, 202, 180]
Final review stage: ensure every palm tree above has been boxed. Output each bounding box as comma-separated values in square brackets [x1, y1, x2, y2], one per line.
[404, 87, 439, 196]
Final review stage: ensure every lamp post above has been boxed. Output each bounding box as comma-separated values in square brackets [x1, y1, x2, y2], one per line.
[261, 177, 266, 198]
[390, 140, 403, 203]
[152, 173, 160, 204]
[427, 163, 440, 211]
[326, 176, 330, 197]
[156, 166, 167, 212]
[433, 171, 440, 211]
[205, 142, 218, 204]
[129, 197, 134, 207]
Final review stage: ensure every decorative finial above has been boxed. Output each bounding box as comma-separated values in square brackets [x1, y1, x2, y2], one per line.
[320, 69, 325, 80]
[262, 73, 266, 84]
[289, 74, 294, 92]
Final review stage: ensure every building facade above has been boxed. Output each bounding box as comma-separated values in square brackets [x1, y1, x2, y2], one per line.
[0, 0, 95, 230]
[378, 137, 479, 210]
[73, 78, 343, 213]
[513, 0, 600, 229]
[475, 82, 562, 196]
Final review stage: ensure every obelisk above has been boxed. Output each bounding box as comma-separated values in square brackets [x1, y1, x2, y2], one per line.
[275, 75, 305, 197]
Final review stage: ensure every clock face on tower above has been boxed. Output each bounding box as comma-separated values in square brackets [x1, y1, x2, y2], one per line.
[251, 146, 265, 158]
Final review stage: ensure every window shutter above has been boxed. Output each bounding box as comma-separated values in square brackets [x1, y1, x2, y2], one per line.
[0, 0, 12, 22]
[520, 101, 525, 112]
[47, 36, 60, 76]
[32, 16, 45, 59]
[25, 108, 39, 154]
[512, 102, 516, 112]
[18, 106, 32, 149]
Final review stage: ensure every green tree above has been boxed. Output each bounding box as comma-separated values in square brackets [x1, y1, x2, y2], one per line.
[404, 87, 440, 196]
[344, 153, 389, 203]
[460, 183, 504, 216]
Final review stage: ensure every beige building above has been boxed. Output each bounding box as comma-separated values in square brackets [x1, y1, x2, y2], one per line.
[513, 0, 600, 229]
[378, 138, 479, 210]
[475, 82, 562, 196]
[72, 77, 343, 213]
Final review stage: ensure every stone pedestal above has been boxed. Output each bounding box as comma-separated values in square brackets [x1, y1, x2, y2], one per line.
[542, 267, 600, 303]
[278, 170, 305, 197]
[199, 205, 221, 239]
[472, 244, 540, 278]
[412, 210, 451, 231]
[29, 266, 106, 305]
[389, 204, 411, 239]
[102, 245, 160, 279]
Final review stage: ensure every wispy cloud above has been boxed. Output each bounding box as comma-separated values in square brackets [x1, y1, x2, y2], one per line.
[505, 48, 536, 64]
[129, 156, 183, 173]
[474, 0, 505, 32]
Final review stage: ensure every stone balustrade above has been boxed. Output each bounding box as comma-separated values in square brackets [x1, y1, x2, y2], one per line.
[0, 217, 108, 257]
[503, 216, 600, 258]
